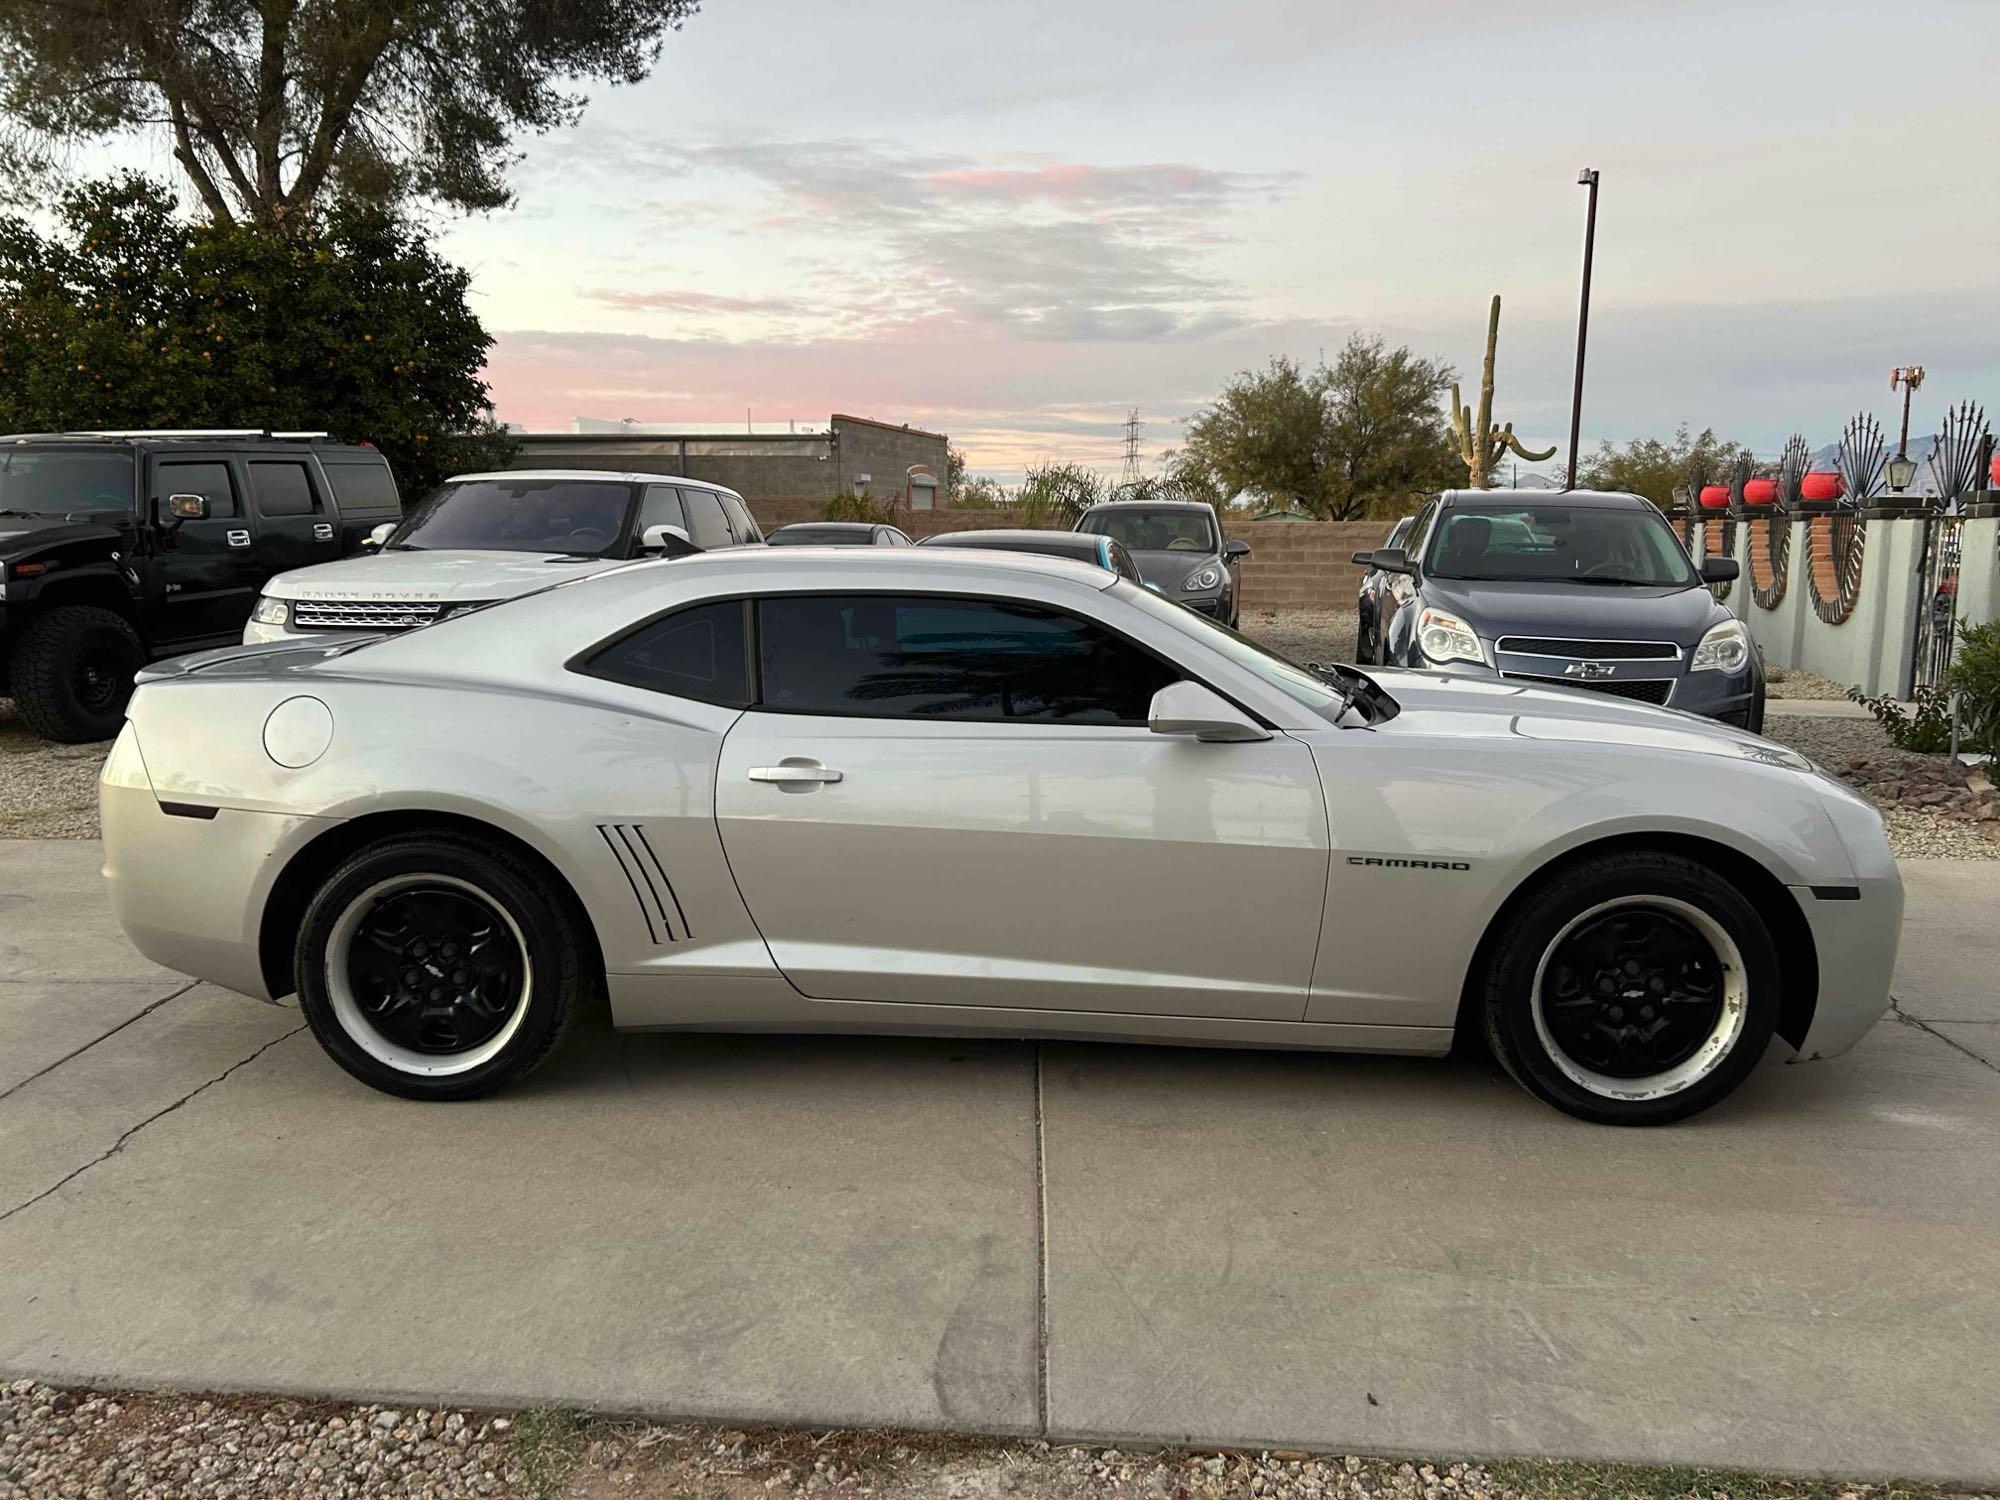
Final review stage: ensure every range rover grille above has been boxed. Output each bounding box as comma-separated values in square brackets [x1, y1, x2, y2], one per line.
[292, 599, 451, 630]
[1504, 672, 1674, 706]
[1496, 636, 1679, 660]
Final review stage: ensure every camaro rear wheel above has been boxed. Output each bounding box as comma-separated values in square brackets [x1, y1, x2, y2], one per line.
[1480, 850, 1780, 1124]
[294, 834, 590, 1099]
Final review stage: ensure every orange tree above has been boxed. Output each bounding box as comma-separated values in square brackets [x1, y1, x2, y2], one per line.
[0, 173, 509, 493]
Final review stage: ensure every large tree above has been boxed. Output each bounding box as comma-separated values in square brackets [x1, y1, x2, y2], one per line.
[0, 0, 700, 228]
[1179, 335, 1459, 520]
[1574, 424, 1750, 506]
[0, 174, 509, 491]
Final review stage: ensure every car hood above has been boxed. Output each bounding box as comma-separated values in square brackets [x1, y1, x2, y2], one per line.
[1127, 548, 1219, 591]
[0, 516, 126, 558]
[1421, 577, 1726, 642]
[262, 548, 625, 603]
[1367, 665, 1805, 768]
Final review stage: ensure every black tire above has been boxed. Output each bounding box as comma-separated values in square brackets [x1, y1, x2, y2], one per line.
[1480, 850, 1781, 1125]
[8, 605, 145, 742]
[294, 833, 591, 1100]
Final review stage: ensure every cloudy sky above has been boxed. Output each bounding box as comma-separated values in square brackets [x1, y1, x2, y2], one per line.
[440, 0, 1999, 482]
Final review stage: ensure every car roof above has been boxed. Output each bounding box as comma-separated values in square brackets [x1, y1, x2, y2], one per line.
[1077, 499, 1212, 513]
[920, 529, 1101, 550]
[573, 543, 1122, 600]
[769, 521, 881, 533]
[1437, 488, 1649, 509]
[0, 431, 380, 455]
[447, 468, 743, 495]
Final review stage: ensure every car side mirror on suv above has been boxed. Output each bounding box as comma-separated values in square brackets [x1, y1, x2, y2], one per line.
[1365, 547, 1414, 575]
[1147, 681, 1270, 743]
[1224, 539, 1250, 560]
[362, 522, 397, 549]
[1699, 557, 1741, 583]
[166, 493, 210, 522]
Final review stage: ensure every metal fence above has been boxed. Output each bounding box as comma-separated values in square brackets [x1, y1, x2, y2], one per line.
[1910, 515, 1964, 692]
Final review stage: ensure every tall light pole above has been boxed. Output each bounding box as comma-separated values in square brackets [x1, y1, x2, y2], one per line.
[1565, 167, 1601, 491]
[1887, 365, 1925, 492]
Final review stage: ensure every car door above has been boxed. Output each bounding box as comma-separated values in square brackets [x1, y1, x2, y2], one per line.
[713, 590, 1329, 1019]
[246, 455, 341, 588]
[148, 454, 263, 647]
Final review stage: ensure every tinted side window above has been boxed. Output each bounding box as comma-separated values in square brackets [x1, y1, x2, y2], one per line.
[581, 600, 748, 706]
[757, 594, 1178, 724]
[636, 484, 688, 534]
[322, 460, 399, 516]
[249, 460, 320, 517]
[681, 489, 733, 549]
[719, 494, 763, 543]
[156, 460, 238, 519]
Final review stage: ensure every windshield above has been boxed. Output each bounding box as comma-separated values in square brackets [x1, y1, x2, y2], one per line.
[0, 447, 135, 519]
[1117, 581, 1358, 725]
[389, 478, 638, 556]
[1423, 502, 1696, 587]
[1078, 507, 1217, 554]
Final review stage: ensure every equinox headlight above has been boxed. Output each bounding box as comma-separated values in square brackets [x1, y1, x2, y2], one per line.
[1182, 564, 1222, 592]
[1417, 606, 1483, 666]
[250, 595, 290, 626]
[1691, 618, 1750, 673]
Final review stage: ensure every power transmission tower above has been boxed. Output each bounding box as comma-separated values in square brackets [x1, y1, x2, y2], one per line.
[1120, 409, 1144, 485]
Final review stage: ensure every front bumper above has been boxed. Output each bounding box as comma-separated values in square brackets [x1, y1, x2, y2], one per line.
[101, 724, 332, 1001]
[1787, 872, 1903, 1059]
[1490, 643, 1760, 724]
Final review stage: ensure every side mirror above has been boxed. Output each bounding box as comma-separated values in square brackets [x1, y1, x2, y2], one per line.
[1700, 557, 1740, 583]
[362, 522, 397, 549]
[167, 493, 209, 522]
[639, 523, 701, 558]
[1370, 547, 1415, 576]
[1224, 538, 1250, 560]
[1350, 549, 1374, 566]
[1147, 681, 1269, 743]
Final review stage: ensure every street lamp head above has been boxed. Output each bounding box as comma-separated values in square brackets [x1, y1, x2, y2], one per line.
[1885, 453, 1919, 493]
[1577, 167, 1599, 186]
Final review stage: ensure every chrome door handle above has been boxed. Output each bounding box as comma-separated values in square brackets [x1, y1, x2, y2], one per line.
[748, 764, 843, 784]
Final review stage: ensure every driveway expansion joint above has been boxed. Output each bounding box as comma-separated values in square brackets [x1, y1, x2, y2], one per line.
[0, 1023, 306, 1225]
[1032, 1040, 1050, 1439]
[0, 981, 201, 1105]
[1891, 997, 2000, 1075]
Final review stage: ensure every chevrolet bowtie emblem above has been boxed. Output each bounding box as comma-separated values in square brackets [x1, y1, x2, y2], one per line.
[1564, 661, 1613, 679]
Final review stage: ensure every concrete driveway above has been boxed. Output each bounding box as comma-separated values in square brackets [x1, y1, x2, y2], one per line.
[2, 839, 1996, 1483]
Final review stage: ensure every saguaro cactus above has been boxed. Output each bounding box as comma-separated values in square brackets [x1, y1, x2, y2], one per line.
[1449, 295, 1556, 488]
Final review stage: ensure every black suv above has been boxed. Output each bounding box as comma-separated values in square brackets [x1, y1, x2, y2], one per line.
[0, 431, 400, 740]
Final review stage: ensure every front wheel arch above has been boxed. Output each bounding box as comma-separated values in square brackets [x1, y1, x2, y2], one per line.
[1452, 831, 1819, 1055]
[260, 810, 606, 1003]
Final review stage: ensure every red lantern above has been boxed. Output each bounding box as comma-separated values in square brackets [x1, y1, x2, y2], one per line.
[1698, 484, 1731, 510]
[1990, 450, 2000, 487]
[1800, 471, 1845, 502]
[1742, 477, 1778, 506]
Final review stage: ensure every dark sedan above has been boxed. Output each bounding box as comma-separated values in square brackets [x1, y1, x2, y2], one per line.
[766, 522, 913, 547]
[1359, 490, 1763, 729]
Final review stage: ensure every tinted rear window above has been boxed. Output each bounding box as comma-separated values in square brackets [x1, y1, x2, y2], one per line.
[581, 600, 749, 706]
[249, 460, 321, 517]
[322, 460, 399, 515]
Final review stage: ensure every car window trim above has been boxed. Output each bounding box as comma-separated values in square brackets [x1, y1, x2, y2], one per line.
[566, 586, 1273, 728]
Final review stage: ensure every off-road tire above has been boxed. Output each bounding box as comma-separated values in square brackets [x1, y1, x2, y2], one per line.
[1481, 849, 1781, 1125]
[8, 605, 145, 742]
[294, 833, 591, 1100]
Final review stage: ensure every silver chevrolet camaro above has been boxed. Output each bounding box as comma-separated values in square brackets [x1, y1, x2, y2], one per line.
[100, 548, 1902, 1124]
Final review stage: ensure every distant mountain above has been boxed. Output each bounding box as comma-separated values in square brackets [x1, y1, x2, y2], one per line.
[1806, 432, 1942, 495]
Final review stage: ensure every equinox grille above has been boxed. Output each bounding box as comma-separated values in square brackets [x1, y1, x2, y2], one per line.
[1496, 637, 1679, 660]
[1505, 672, 1674, 706]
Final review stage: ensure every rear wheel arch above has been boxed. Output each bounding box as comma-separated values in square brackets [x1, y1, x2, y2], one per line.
[1453, 830, 1819, 1054]
[259, 810, 607, 1002]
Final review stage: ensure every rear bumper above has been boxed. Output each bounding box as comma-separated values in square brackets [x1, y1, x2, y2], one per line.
[100, 724, 333, 1001]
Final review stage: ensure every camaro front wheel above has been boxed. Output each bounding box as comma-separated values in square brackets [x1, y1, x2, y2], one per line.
[294, 833, 590, 1099]
[1480, 850, 1781, 1125]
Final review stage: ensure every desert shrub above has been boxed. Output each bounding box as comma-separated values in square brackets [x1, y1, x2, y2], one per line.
[1949, 618, 2000, 758]
[1848, 684, 1955, 753]
[821, 490, 898, 523]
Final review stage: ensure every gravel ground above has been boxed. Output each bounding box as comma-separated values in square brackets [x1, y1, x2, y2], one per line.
[1236, 606, 1357, 667]
[1765, 666, 1854, 700]
[1757, 716, 2000, 861]
[2, 1382, 1984, 1500]
[0, 699, 102, 839]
